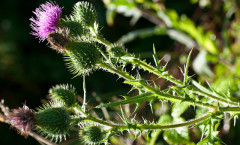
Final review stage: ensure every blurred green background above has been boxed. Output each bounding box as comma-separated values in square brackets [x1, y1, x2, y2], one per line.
[1, 0, 240, 144]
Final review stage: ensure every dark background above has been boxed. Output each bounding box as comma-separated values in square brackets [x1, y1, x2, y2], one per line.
[0, 0, 239, 144]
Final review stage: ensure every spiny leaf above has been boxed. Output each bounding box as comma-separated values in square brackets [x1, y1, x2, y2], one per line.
[117, 27, 166, 44]
[153, 44, 161, 69]
[124, 80, 143, 87]
[192, 80, 227, 100]
[96, 93, 156, 108]
[133, 103, 141, 114]
[192, 80, 214, 95]
[183, 49, 193, 86]
[120, 106, 128, 124]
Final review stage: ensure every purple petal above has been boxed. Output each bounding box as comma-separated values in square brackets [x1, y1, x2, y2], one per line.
[30, 1, 63, 41]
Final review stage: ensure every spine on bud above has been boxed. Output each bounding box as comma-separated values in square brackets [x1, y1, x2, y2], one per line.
[64, 41, 101, 76]
[107, 44, 127, 58]
[80, 125, 107, 145]
[35, 106, 70, 142]
[49, 84, 77, 107]
[73, 2, 97, 27]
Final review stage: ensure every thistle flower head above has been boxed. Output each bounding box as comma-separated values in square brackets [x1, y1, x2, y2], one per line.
[30, 1, 63, 41]
[8, 105, 35, 137]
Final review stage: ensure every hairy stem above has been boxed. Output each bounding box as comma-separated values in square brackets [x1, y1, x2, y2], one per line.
[122, 57, 183, 86]
[77, 113, 211, 131]
[99, 62, 217, 110]
[191, 89, 240, 107]
[73, 116, 116, 128]
[82, 76, 87, 112]
[122, 57, 240, 107]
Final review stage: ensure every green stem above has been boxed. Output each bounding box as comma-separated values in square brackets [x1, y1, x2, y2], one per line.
[76, 116, 116, 128]
[99, 62, 216, 110]
[192, 89, 239, 107]
[124, 57, 240, 107]
[99, 62, 135, 80]
[122, 57, 183, 86]
[220, 107, 240, 112]
[96, 34, 112, 46]
[133, 113, 211, 130]
[74, 105, 88, 117]
[90, 27, 112, 46]
[148, 130, 162, 145]
[74, 113, 210, 131]
[73, 106, 115, 128]
[76, 106, 240, 130]
[82, 76, 87, 112]
[191, 80, 240, 106]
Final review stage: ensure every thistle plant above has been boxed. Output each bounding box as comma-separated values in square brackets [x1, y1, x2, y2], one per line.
[1, 1, 240, 145]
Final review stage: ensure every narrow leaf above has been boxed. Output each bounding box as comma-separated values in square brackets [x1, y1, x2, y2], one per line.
[183, 49, 193, 85]
[152, 44, 160, 69]
[96, 93, 156, 108]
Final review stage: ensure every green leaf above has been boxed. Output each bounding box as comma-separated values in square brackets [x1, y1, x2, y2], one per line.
[163, 117, 191, 145]
[163, 129, 190, 145]
[158, 114, 173, 125]
[124, 80, 143, 86]
[117, 27, 166, 44]
[96, 93, 156, 108]
[167, 29, 196, 48]
[192, 80, 213, 95]
[148, 114, 172, 145]
[184, 49, 193, 85]
[106, 8, 116, 26]
[197, 131, 222, 145]
[107, 0, 141, 25]
[171, 102, 189, 117]
[152, 44, 161, 69]
[192, 50, 214, 77]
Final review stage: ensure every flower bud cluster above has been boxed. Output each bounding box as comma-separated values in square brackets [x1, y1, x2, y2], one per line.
[28, 1, 128, 143]
[30, 1, 102, 76]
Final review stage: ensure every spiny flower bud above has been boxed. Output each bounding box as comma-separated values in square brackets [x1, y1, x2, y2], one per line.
[35, 106, 70, 142]
[73, 1, 97, 27]
[49, 84, 77, 107]
[107, 44, 126, 58]
[64, 41, 101, 76]
[47, 27, 70, 53]
[8, 105, 35, 137]
[80, 126, 107, 145]
[59, 16, 85, 37]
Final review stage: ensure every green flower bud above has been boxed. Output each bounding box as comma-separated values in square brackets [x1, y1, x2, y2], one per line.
[35, 106, 70, 142]
[80, 126, 106, 145]
[59, 16, 86, 37]
[64, 41, 101, 76]
[49, 84, 77, 107]
[73, 1, 97, 27]
[107, 44, 126, 58]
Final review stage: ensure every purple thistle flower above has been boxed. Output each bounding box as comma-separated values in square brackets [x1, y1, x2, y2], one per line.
[8, 105, 35, 137]
[30, 1, 63, 41]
